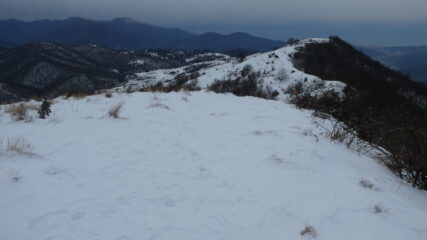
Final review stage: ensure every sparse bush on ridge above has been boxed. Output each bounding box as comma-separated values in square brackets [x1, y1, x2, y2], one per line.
[108, 101, 124, 118]
[291, 88, 427, 189]
[136, 79, 201, 93]
[312, 118, 361, 150]
[208, 64, 278, 99]
[275, 68, 289, 82]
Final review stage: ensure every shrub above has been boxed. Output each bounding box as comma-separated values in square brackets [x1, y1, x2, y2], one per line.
[208, 66, 278, 99]
[296, 89, 427, 189]
[108, 102, 124, 118]
[286, 38, 300, 45]
[208, 77, 271, 99]
[290, 37, 427, 189]
[5, 137, 32, 153]
[237, 53, 246, 63]
[275, 68, 289, 82]
[240, 64, 253, 77]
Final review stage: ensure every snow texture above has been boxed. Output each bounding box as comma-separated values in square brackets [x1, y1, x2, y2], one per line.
[1, 91, 426, 240]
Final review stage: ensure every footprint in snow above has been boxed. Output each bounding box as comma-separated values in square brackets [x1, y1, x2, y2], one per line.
[253, 130, 279, 136]
[269, 154, 316, 173]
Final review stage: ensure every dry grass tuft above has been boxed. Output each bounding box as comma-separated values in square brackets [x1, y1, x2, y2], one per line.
[360, 179, 374, 189]
[64, 92, 93, 99]
[5, 103, 36, 121]
[108, 102, 124, 118]
[373, 203, 386, 214]
[5, 137, 32, 153]
[9, 170, 22, 182]
[148, 103, 171, 110]
[300, 225, 317, 238]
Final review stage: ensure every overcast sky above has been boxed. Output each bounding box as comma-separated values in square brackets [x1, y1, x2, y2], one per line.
[1, 0, 427, 45]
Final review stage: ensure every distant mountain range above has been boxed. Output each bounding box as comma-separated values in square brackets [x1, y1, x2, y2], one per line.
[0, 17, 285, 51]
[360, 46, 427, 84]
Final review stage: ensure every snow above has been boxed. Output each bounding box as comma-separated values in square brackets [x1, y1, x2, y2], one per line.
[130, 59, 145, 65]
[185, 53, 230, 62]
[127, 38, 345, 99]
[1, 91, 426, 240]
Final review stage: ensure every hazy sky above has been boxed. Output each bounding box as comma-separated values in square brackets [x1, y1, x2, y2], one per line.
[1, 0, 427, 45]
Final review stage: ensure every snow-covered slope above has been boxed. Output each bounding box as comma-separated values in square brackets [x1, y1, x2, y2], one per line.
[1, 91, 426, 240]
[125, 39, 345, 99]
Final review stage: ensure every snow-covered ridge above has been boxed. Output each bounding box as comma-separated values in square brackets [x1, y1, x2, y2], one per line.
[125, 38, 344, 99]
[185, 52, 230, 62]
[0, 91, 426, 239]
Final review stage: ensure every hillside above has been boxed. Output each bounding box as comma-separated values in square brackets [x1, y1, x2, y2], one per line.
[126, 37, 427, 189]
[1, 91, 426, 240]
[0, 42, 229, 103]
[127, 38, 345, 99]
[0, 17, 285, 51]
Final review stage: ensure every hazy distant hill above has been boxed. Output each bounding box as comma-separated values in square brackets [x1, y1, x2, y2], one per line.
[0, 39, 14, 48]
[0, 17, 284, 51]
[176, 32, 284, 51]
[360, 46, 427, 84]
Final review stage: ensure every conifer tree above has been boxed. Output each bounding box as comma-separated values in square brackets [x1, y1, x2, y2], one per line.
[38, 98, 51, 119]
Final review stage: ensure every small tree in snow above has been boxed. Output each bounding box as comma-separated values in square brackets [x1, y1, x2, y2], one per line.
[38, 99, 51, 119]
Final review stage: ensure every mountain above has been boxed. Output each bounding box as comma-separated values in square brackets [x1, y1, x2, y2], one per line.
[1, 38, 427, 239]
[128, 38, 345, 99]
[127, 37, 427, 189]
[359, 46, 427, 84]
[129, 37, 427, 109]
[0, 42, 230, 103]
[0, 17, 285, 51]
[1, 37, 426, 189]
